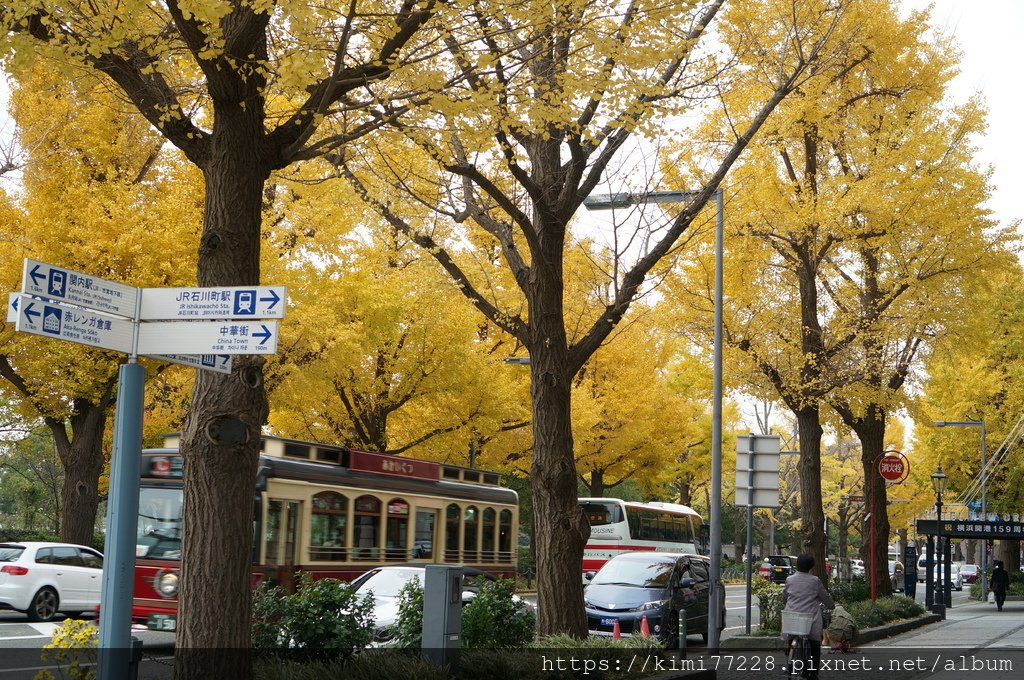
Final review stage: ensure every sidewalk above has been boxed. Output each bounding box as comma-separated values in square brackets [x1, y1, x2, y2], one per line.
[861, 599, 1024, 649]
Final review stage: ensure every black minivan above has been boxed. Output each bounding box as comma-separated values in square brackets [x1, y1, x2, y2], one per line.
[584, 552, 710, 647]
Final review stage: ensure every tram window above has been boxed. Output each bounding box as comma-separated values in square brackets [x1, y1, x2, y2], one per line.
[463, 506, 479, 562]
[310, 491, 347, 561]
[498, 509, 513, 563]
[445, 504, 460, 561]
[284, 443, 310, 459]
[354, 495, 381, 560]
[385, 499, 410, 561]
[482, 508, 496, 563]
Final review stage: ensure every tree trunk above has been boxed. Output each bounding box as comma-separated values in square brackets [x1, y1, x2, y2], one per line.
[676, 481, 691, 506]
[528, 209, 588, 638]
[846, 407, 893, 597]
[837, 505, 849, 581]
[47, 398, 111, 547]
[174, 111, 271, 679]
[588, 469, 605, 497]
[795, 408, 827, 582]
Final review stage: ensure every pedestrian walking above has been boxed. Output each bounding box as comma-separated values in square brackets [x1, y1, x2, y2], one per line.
[990, 560, 1010, 611]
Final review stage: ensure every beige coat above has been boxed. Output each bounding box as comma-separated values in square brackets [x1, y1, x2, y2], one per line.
[781, 571, 834, 640]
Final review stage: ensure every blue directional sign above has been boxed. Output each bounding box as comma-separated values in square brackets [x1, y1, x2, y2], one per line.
[22, 259, 139, 319]
[137, 320, 279, 355]
[139, 286, 286, 320]
[149, 353, 233, 374]
[15, 294, 134, 353]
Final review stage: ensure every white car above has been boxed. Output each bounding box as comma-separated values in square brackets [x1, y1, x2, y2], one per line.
[934, 563, 964, 591]
[351, 565, 532, 645]
[850, 559, 865, 578]
[0, 542, 104, 621]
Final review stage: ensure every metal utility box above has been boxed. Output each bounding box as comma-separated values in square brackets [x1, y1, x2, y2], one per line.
[422, 565, 462, 674]
[904, 545, 917, 598]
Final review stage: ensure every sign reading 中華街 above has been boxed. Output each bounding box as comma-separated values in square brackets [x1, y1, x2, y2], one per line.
[15, 294, 134, 353]
[139, 286, 287, 320]
[137, 320, 278, 355]
[22, 259, 139, 319]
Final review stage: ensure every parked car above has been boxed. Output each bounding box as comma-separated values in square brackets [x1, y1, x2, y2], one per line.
[584, 552, 710, 647]
[351, 565, 530, 645]
[934, 563, 964, 591]
[0, 542, 104, 622]
[758, 555, 797, 583]
[888, 560, 905, 592]
[960, 564, 980, 584]
[850, 559, 865, 578]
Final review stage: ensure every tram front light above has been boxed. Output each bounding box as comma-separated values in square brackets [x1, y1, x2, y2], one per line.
[155, 570, 179, 598]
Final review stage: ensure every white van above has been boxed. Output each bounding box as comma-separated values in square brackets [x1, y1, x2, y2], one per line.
[917, 554, 930, 582]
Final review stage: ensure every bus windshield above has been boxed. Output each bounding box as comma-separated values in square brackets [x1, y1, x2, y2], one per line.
[137, 487, 183, 559]
[581, 501, 624, 526]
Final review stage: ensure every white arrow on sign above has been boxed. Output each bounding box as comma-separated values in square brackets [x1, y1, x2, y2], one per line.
[149, 353, 233, 374]
[14, 294, 135, 353]
[137, 320, 278, 355]
[140, 286, 286, 320]
[7, 292, 18, 322]
[22, 259, 139, 319]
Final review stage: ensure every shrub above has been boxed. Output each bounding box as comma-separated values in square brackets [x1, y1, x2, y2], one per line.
[751, 577, 783, 633]
[846, 595, 923, 630]
[829, 576, 871, 607]
[393, 576, 424, 648]
[34, 618, 98, 680]
[462, 577, 536, 648]
[251, 572, 374, 660]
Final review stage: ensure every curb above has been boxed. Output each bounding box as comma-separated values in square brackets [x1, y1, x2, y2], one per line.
[719, 612, 939, 650]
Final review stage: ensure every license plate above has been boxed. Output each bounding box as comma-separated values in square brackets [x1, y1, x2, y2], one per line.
[600, 618, 618, 626]
[148, 613, 177, 631]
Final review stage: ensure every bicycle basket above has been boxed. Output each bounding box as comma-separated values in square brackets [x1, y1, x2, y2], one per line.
[781, 610, 814, 636]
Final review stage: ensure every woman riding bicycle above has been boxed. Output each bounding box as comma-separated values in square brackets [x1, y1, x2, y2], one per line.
[782, 554, 834, 680]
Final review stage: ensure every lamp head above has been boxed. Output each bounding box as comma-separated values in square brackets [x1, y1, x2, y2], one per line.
[931, 465, 948, 496]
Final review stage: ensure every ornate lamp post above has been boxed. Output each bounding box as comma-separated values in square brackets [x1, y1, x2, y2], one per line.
[931, 466, 948, 619]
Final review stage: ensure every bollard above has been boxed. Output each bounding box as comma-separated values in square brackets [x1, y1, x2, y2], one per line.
[128, 637, 143, 680]
[677, 608, 687, 657]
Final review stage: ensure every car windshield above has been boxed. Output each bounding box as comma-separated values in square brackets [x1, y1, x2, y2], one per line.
[767, 557, 791, 567]
[0, 546, 26, 562]
[137, 487, 183, 559]
[962, 565, 978, 573]
[591, 556, 675, 587]
[356, 569, 423, 598]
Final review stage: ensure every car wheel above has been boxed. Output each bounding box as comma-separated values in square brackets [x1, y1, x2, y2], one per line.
[663, 611, 679, 650]
[26, 587, 59, 622]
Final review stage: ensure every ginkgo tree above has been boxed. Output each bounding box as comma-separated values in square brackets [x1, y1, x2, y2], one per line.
[2, 1, 452, 667]
[333, 0, 855, 636]
[664, 0, 1001, 587]
[0, 64, 201, 545]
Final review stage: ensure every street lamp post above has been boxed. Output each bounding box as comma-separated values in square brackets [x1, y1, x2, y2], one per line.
[584, 188, 726, 649]
[934, 420, 987, 599]
[931, 466, 948, 619]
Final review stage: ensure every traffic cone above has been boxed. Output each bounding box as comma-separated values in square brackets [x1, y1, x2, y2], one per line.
[612, 619, 621, 640]
[640, 614, 651, 637]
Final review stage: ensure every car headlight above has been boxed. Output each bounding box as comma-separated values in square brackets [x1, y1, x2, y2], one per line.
[637, 599, 668, 611]
[154, 570, 179, 598]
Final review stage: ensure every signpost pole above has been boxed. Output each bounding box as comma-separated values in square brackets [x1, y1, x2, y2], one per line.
[744, 435, 755, 635]
[98, 361, 145, 680]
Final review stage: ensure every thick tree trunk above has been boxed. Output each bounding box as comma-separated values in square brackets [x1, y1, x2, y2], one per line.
[845, 407, 893, 597]
[588, 469, 605, 497]
[174, 113, 271, 679]
[676, 481, 692, 506]
[47, 398, 111, 547]
[795, 408, 827, 582]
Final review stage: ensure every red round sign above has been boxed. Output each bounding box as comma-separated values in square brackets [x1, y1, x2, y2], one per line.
[878, 454, 907, 482]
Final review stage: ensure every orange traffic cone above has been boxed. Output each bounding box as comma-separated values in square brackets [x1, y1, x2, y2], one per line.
[640, 614, 651, 637]
[612, 619, 621, 640]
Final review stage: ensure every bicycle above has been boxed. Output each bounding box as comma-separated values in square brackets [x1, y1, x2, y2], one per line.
[781, 609, 815, 679]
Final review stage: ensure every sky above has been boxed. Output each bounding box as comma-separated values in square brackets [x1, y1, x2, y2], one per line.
[899, 0, 1024, 232]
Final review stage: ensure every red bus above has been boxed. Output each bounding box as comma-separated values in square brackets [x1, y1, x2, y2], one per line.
[135, 434, 519, 631]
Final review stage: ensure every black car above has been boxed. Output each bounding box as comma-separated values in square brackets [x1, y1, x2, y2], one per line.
[584, 552, 710, 647]
[758, 555, 797, 583]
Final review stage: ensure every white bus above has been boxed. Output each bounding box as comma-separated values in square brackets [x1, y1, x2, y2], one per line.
[579, 497, 704, 576]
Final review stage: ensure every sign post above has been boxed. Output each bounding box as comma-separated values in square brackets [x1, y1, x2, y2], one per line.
[870, 450, 910, 600]
[13, 259, 286, 680]
[735, 433, 781, 635]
